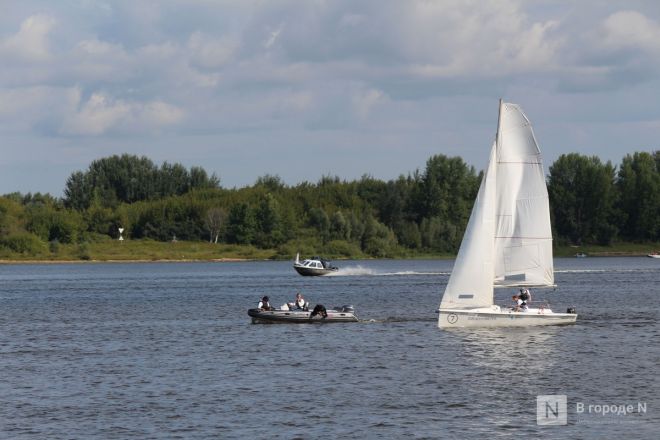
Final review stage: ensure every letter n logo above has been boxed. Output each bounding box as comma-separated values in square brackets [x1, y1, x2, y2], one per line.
[536, 395, 567, 425]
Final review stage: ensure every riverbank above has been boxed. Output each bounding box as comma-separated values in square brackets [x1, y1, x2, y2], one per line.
[0, 240, 276, 263]
[1, 238, 659, 263]
[553, 242, 660, 258]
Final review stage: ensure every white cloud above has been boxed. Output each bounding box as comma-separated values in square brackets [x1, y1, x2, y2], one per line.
[353, 88, 386, 120]
[561, 9, 660, 92]
[140, 101, 185, 127]
[187, 32, 239, 69]
[0, 86, 70, 132]
[0, 14, 55, 61]
[61, 91, 131, 135]
[2, 1, 660, 194]
[68, 39, 134, 83]
[600, 10, 660, 53]
[264, 24, 284, 49]
[75, 38, 126, 57]
[61, 90, 183, 136]
[395, 0, 563, 77]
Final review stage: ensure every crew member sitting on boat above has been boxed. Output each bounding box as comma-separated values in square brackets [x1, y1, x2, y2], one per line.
[511, 295, 527, 312]
[291, 292, 308, 311]
[310, 304, 328, 319]
[519, 288, 531, 307]
[258, 296, 272, 311]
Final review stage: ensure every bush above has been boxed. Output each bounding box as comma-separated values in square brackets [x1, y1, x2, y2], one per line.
[275, 238, 321, 260]
[0, 233, 46, 255]
[323, 240, 362, 258]
[78, 242, 92, 260]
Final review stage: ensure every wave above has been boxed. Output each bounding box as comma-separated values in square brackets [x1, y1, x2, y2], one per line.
[328, 266, 450, 277]
[327, 265, 374, 276]
[555, 268, 659, 274]
[360, 316, 437, 323]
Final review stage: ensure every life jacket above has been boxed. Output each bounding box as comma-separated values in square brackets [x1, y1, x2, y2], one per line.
[259, 301, 271, 310]
[519, 289, 530, 302]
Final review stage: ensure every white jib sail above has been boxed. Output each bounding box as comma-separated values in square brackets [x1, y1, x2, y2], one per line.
[439, 102, 554, 310]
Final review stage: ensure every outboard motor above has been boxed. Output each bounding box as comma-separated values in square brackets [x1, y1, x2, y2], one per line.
[566, 307, 576, 314]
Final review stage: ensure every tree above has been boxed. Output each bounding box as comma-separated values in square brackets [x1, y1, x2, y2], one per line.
[616, 152, 660, 241]
[548, 154, 618, 245]
[329, 211, 349, 241]
[396, 221, 422, 249]
[190, 166, 220, 190]
[254, 194, 283, 248]
[63, 171, 90, 211]
[63, 154, 219, 210]
[308, 207, 330, 244]
[378, 177, 412, 228]
[361, 214, 398, 257]
[0, 197, 24, 237]
[255, 174, 285, 192]
[414, 155, 478, 223]
[226, 203, 256, 245]
[25, 204, 82, 244]
[205, 207, 226, 243]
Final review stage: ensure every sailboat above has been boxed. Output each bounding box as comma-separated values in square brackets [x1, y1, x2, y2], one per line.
[438, 100, 577, 328]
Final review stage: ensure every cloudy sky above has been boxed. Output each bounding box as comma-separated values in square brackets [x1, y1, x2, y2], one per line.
[1, 1, 659, 195]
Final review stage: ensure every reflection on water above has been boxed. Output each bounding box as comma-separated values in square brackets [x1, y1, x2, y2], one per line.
[450, 327, 562, 375]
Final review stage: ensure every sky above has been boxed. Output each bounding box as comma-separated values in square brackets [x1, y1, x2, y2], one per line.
[1, 0, 660, 195]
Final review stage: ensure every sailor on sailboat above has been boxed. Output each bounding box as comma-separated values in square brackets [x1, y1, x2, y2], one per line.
[437, 100, 577, 328]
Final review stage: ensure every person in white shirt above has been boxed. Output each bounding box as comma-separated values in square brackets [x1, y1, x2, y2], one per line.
[292, 292, 308, 310]
[257, 296, 272, 310]
[511, 294, 527, 312]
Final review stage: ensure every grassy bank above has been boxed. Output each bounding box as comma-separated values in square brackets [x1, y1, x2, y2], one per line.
[1, 239, 659, 263]
[553, 242, 660, 258]
[0, 240, 277, 263]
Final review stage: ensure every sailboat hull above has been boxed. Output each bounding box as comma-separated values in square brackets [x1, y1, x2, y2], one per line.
[438, 307, 577, 328]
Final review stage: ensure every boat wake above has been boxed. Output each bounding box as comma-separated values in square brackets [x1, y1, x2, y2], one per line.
[328, 266, 449, 277]
[327, 265, 374, 276]
[360, 316, 437, 323]
[556, 268, 659, 274]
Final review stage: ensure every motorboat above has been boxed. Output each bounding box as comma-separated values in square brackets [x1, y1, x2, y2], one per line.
[575, 252, 587, 258]
[648, 252, 660, 259]
[293, 253, 339, 276]
[248, 305, 358, 324]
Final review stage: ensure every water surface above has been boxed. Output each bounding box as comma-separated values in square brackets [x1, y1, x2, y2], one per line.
[1, 258, 658, 438]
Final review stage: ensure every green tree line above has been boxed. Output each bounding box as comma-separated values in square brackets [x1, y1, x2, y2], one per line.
[1, 151, 659, 259]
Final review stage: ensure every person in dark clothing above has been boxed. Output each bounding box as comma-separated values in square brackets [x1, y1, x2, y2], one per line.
[257, 296, 272, 311]
[310, 304, 328, 319]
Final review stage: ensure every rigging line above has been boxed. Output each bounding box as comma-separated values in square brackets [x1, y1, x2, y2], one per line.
[494, 236, 553, 239]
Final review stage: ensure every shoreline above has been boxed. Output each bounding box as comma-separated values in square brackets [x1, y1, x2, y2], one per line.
[0, 252, 656, 264]
[0, 258, 253, 264]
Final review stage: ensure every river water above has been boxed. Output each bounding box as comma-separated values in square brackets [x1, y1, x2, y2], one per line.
[0, 258, 658, 439]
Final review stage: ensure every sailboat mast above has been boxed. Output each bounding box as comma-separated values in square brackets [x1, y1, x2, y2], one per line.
[495, 98, 503, 150]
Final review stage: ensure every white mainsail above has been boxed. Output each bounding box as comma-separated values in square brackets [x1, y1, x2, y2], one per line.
[439, 101, 554, 310]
